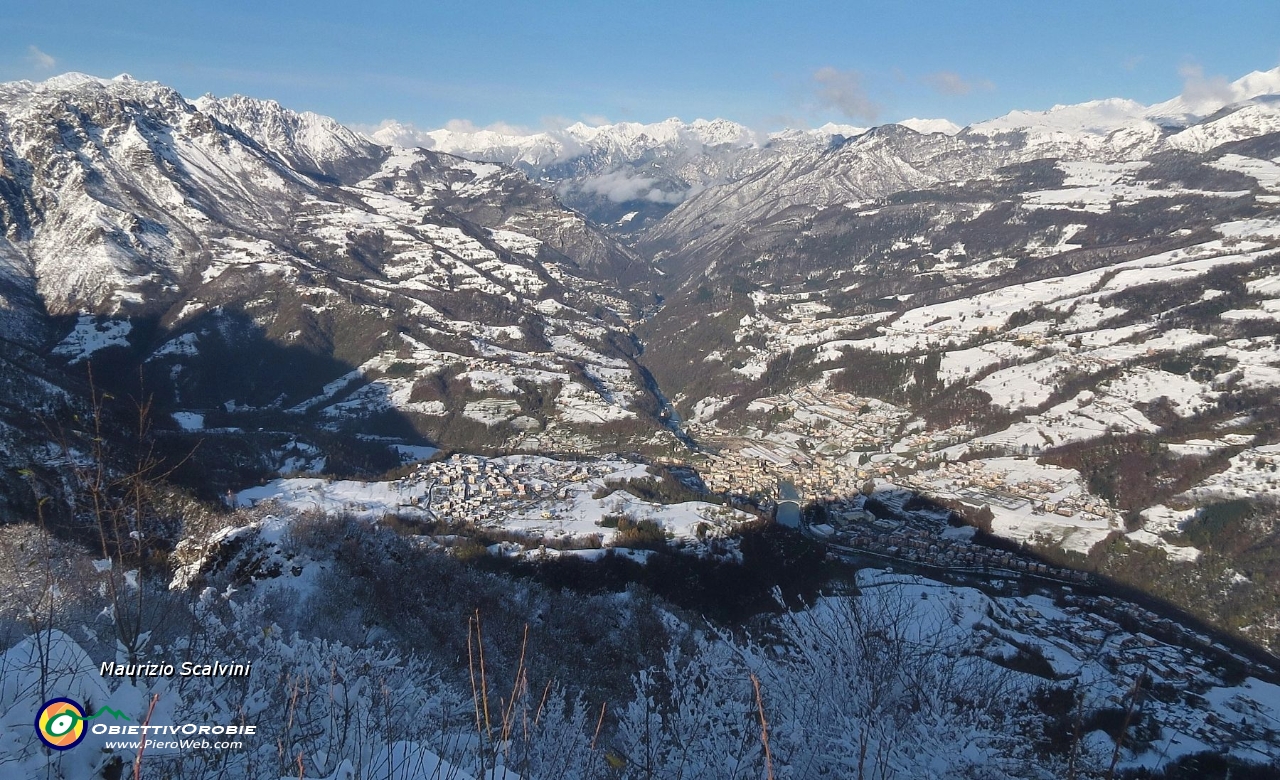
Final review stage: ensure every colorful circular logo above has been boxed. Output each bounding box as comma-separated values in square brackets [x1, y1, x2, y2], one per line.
[35, 698, 87, 750]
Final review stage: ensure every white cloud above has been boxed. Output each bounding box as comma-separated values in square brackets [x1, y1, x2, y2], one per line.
[575, 170, 685, 204]
[441, 118, 479, 133]
[349, 119, 434, 148]
[923, 71, 994, 96]
[27, 45, 56, 70]
[1177, 63, 1234, 108]
[443, 118, 532, 136]
[812, 66, 879, 123]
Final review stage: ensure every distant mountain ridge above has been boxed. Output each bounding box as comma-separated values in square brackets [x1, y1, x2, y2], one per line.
[640, 65, 1280, 276]
[367, 116, 865, 231]
[360, 66, 1280, 233]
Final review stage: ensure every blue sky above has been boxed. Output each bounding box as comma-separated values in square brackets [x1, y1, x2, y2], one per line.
[4, 0, 1279, 131]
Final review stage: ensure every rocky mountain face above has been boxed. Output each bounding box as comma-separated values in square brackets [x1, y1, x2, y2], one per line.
[0, 74, 671, 512]
[194, 93, 388, 183]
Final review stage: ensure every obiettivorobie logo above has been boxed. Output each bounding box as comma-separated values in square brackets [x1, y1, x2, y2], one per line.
[34, 696, 256, 752]
[35, 698, 130, 750]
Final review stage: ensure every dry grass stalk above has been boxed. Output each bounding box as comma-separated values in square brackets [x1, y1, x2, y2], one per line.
[591, 701, 607, 751]
[132, 693, 160, 780]
[751, 673, 774, 780]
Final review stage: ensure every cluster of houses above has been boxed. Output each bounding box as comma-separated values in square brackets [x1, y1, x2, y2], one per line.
[895, 424, 975, 460]
[689, 385, 982, 504]
[401, 455, 608, 522]
[697, 448, 836, 499]
[735, 387, 909, 447]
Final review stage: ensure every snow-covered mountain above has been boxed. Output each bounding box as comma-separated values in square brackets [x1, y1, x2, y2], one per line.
[626, 65, 1280, 669]
[193, 92, 385, 182]
[391, 117, 760, 166]
[896, 117, 962, 135]
[966, 65, 1280, 139]
[641, 65, 1280, 275]
[360, 69, 1280, 240]
[1147, 65, 1280, 124]
[378, 67, 1280, 241]
[0, 73, 673, 508]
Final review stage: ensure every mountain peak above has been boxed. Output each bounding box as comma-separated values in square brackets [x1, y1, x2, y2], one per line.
[196, 92, 383, 180]
[968, 97, 1150, 136]
[895, 117, 961, 135]
[1147, 64, 1280, 124]
[39, 71, 114, 89]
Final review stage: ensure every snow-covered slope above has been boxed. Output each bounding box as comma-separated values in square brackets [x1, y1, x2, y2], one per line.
[1147, 64, 1280, 124]
[967, 66, 1280, 142]
[1165, 97, 1280, 153]
[641, 123, 1008, 274]
[896, 117, 962, 135]
[194, 93, 386, 182]
[970, 98, 1151, 136]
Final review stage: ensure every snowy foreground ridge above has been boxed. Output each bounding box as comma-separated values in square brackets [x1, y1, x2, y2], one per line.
[5, 565, 1280, 779]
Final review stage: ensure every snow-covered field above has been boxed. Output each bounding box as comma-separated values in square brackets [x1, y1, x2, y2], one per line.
[1179, 443, 1280, 502]
[1022, 160, 1249, 213]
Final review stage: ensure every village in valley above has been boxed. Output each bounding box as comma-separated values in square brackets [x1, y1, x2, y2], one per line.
[241, 360, 1263, 605]
[679, 380, 1135, 567]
